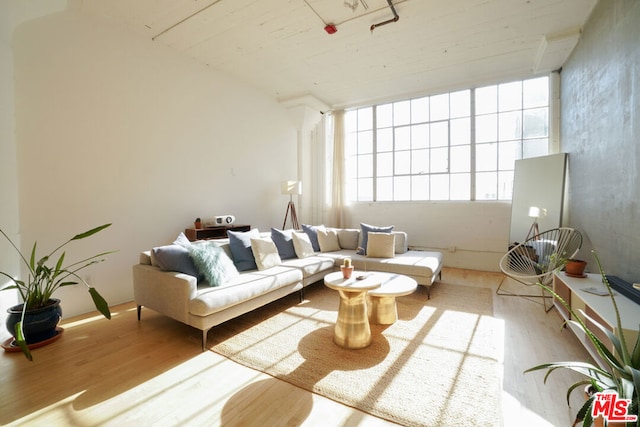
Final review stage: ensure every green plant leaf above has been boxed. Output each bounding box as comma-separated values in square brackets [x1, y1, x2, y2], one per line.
[71, 223, 111, 241]
[54, 252, 65, 275]
[57, 281, 79, 287]
[29, 242, 37, 271]
[13, 321, 32, 362]
[89, 287, 111, 319]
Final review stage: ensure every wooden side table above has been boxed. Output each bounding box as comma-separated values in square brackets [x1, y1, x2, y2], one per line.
[367, 274, 417, 325]
[324, 271, 381, 349]
[184, 224, 250, 241]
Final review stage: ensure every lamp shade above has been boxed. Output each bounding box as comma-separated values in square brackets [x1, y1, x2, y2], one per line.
[528, 206, 541, 218]
[528, 206, 547, 219]
[281, 181, 302, 196]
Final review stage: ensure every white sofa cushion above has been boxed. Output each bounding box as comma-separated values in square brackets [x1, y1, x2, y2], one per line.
[317, 228, 341, 252]
[336, 228, 360, 249]
[281, 256, 336, 278]
[189, 266, 303, 317]
[392, 231, 409, 254]
[292, 231, 315, 258]
[358, 223, 394, 255]
[250, 237, 282, 270]
[366, 232, 396, 258]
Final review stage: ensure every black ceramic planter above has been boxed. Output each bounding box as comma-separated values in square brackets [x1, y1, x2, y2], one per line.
[6, 298, 62, 344]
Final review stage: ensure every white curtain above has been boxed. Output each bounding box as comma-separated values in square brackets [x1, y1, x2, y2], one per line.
[329, 110, 346, 227]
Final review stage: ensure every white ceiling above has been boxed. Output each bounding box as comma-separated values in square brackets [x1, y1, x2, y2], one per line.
[78, 0, 597, 110]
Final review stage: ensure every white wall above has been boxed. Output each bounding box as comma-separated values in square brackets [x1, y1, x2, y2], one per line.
[0, 0, 68, 341]
[344, 201, 511, 271]
[11, 9, 298, 318]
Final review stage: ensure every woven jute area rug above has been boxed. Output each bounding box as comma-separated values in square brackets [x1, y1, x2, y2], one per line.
[209, 282, 503, 426]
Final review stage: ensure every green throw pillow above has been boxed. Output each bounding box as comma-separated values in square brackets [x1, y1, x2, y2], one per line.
[188, 242, 239, 286]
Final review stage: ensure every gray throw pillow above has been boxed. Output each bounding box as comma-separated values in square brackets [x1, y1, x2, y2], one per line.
[271, 228, 297, 260]
[301, 224, 324, 252]
[227, 228, 260, 271]
[152, 244, 200, 278]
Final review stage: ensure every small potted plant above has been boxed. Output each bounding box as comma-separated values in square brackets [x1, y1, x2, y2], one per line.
[565, 258, 588, 277]
[525, 250, 640, 426]
[0, 224, 115, 361]
[341, 257, 354, 279]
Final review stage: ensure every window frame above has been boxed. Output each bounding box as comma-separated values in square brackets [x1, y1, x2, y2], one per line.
[345, 76, 550, 202]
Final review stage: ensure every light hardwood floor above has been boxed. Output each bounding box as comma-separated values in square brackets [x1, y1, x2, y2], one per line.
[0, 268, 591, 426]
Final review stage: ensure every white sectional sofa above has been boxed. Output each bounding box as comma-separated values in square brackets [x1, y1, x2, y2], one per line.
[133, 226, 443, 349]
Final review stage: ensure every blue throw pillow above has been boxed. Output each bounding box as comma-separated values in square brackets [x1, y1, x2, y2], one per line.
[301, 224, 324, 252]
[188, 242, 239, 286]
[271, 228, 297, 260]
[227, 228, 260, 271]
[152, 244, 201, 278]
[357, 223, 394, 255]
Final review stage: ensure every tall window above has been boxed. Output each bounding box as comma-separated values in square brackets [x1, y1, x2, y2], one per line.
[345, 76, 549, 202]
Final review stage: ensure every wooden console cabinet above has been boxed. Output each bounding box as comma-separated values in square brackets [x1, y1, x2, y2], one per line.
[553, 272, 640, 368]
[185, 224, 250, 241]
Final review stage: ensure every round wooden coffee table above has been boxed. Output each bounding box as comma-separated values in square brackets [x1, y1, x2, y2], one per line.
[367, 273, 417, 325]
[324, 271, 381, 349]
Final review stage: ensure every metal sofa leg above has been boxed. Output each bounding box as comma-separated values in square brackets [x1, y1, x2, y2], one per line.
[137, 305, 142, 320]
[202, 329, 211, 352]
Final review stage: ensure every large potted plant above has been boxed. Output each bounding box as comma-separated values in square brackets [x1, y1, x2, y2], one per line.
[0, 224, 114, 361]
[525, 250, 640, 426]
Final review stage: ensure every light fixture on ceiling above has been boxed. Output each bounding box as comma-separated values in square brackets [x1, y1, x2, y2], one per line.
[344, 0, 369, 12]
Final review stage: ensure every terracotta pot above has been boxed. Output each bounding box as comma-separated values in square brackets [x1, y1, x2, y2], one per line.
[566, 259, 587, 276]
[341, 266, 354, 279]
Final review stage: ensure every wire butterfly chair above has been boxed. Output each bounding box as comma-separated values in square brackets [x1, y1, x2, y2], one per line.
[497, 227, 583, 312]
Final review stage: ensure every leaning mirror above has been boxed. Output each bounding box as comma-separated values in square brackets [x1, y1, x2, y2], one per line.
[509, 153, 568, 244]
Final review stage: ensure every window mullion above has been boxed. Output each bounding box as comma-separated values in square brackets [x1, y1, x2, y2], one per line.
[372, 105, 377, 202]
[470, 88, 476, 201]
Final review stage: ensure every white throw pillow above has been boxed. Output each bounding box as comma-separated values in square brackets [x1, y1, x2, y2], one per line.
[317, 228, 341, 252]
[337, 229, 360, 250]
[366, 232, 396, 258]
[292, 231, 316, 258]
[250, 237, 282, 270]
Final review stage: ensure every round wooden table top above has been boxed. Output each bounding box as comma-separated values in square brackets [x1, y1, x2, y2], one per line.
[368, 273, 417, 297]
[323, 271, 382, 292]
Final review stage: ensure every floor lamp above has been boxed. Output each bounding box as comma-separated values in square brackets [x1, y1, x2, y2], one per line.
[282, 181, 301, 230]
[525, 206, 546, 241]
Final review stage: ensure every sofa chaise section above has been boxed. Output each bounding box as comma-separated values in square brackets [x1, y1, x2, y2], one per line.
[133, 251, 303, 350]
[316, 249, 443, 297]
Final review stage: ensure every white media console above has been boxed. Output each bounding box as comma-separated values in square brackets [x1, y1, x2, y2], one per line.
[553, 271, 640, 368]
